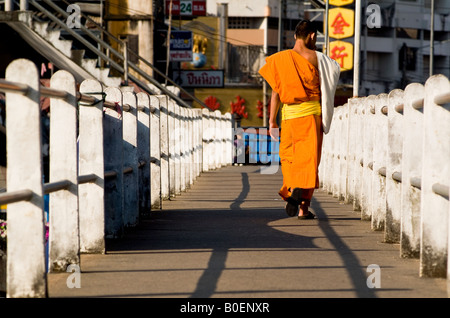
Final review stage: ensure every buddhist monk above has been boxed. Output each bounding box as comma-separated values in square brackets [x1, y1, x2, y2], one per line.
[259, 20, 340, 219]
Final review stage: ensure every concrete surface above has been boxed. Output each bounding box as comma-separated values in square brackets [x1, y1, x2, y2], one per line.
[47, 165, 448, 299]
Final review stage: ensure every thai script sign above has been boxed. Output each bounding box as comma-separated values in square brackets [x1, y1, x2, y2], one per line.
[177, 70, 224, 88]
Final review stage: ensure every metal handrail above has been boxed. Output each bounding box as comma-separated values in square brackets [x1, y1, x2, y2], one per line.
[31, 0, 210, 110]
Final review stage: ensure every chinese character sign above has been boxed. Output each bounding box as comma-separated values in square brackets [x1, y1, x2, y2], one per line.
[330, 41, 353, 71]
[329, 8, 354, 39]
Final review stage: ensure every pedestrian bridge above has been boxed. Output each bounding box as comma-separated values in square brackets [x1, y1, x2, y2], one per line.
[0, 58, 449, 299]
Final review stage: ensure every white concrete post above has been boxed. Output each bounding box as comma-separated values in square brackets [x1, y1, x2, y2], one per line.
[420, 74, 450, 278]
[385, 89, 404, 243]
[214, 110, 222, 169]
[353, 98, 365, 212]
[219, 114, 225, 167]
[136, 92, 151, 214]
[5, 0, 13, 11]
[78, 79, 105, 254]
[6, 59, 46, 298]
[400, 83, 425, 258]
[188, 109, 194, 187]
[346, 99, 358, 206]
[122, 91, 139, 227]
[195, 109, 204, 175]
[150, 96, 161, 209]
[48, 70, 80, 272]
[371, 93, 388, 231]
[322, 110, 333, 194]
[361, 95, 375, 221]
[225, 113, 233, 166]
[332, 106, 342, 198]
[168, 99, 176, 197]
[339, 104, 349, 202]
[158, 95, 170, 200]
[174, 103, 182, 195]
[202, 108, 210, 172]
[180, 107, 187, 192]
[103, 87, 124, 238]
[210, 111, 217, 170]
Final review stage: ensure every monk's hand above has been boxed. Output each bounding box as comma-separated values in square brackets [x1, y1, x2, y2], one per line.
[269, 122, 279, 141]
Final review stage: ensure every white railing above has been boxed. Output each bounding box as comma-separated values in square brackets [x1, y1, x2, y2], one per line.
[320, 74, 450, 281]
[0, 58, 233, 297]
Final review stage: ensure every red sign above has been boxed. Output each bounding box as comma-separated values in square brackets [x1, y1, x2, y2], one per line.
[165, 0, 206, 16]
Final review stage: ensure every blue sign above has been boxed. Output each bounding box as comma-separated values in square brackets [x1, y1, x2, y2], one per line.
[170, 31, 193, 61]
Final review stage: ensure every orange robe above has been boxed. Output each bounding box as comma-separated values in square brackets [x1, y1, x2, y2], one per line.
[259, 49, 323, 201]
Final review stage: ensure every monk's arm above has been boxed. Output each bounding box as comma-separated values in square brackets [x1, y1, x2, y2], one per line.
[269, 90, 281, 141]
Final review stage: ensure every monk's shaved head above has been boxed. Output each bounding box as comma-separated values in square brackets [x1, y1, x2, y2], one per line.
[295, 20, 317, 40]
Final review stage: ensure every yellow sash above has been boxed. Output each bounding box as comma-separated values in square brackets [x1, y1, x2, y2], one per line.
[282, 100, 321, 120]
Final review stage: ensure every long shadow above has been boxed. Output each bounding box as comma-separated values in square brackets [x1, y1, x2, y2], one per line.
[105, 169, 378, 298]
[312, 197, 377, 298]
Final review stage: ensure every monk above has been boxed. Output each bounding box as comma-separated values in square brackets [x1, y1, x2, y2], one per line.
[259, 20, 340, 219]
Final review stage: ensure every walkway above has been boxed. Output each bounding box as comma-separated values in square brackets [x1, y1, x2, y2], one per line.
[47, 165, 448, 298]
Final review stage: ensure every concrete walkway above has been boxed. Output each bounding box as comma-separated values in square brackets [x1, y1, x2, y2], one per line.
[47, 165, 448, 298]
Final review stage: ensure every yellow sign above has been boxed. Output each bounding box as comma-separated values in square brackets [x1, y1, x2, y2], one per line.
[329, 40, 353, 71]
[328, 8, 354, 39]
[329, 0, 354, 6]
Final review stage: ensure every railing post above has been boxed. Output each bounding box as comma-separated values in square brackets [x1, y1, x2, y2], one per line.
[174, 103, 182, 195]
[188, 109, 195, 187]
[319, 108, 333, 193]
[150, 96, 161, 210]
[6, 59, 46, 297]
[136, 92, 151, 215]
[346, 99, 358, 207]
[20, 0, 28, 10]
[158, 95, 170, 201]
[180, 107, 187, 192]
[103, 87, 124, 238]
[225, 113, 233, 166]
[371, 93, 388, 231]
[354, 98, 365, 211]
[331, 106, 341, 198]
[361, 95, 375, 221]
[202, 108, 210, 172]
[385, 89, 404, 243]
[339, 103, 349, 202]
[78, 79, 105, 254]
[195, 109, 204, 175]
[420, 75, 450, 278]
[400, 82, 424, 258]
[214, 110, 221, 169]
[48, 70, 80, 272]
[209, 110, 217, 170]
[122, 91, 139, 227]
[168, 99, 176, 197]
[5, 0, 13, 11]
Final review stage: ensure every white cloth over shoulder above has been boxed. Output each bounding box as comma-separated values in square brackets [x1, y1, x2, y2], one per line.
[316, 51, 341, 134]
